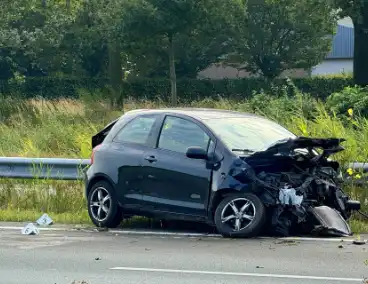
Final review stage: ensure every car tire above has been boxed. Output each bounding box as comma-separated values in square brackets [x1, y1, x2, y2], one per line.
[214, 192, 266, 238]
[87, 180, 122, 228]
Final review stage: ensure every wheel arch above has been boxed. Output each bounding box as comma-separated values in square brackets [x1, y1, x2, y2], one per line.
[208, 188, 240, 221]
[85, 173, 116, 198]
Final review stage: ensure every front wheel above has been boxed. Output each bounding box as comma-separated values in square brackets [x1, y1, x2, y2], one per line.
[214, 193, 266, 238]
[87, 180, 122, 228]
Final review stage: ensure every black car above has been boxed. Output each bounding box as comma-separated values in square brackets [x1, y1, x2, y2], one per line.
[84, 108, 360, 238]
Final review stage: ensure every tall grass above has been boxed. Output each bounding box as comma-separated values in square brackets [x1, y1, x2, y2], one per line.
[0, 89, 368, 228]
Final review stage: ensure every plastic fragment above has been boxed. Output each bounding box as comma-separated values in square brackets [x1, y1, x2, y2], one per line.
[36, 213, 54, 226]
[278, 186, 303, 206]
[21, 223, 40, 235]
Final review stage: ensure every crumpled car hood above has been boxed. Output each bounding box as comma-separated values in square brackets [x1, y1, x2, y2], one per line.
[249, 137, 346, 158]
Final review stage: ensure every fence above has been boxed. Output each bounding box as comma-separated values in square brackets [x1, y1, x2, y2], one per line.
[0, 157, 367, 181]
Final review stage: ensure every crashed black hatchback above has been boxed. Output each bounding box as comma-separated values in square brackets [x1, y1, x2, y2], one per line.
[85, 108, 360, 238]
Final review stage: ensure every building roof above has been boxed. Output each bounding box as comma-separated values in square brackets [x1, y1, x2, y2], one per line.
[326, 24, 354, 59]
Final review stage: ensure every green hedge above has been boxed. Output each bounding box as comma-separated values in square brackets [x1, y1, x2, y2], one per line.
[0, 77, 108, 98]
[0, 76, 354, 101]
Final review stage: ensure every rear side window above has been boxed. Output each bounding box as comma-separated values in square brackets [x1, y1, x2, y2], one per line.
[113, 115, 157, 145]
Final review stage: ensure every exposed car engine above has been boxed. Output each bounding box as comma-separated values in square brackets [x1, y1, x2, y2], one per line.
[240, 137, 361, 237]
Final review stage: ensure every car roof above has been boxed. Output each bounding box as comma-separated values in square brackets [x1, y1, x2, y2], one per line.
[123, 108, 263, 121]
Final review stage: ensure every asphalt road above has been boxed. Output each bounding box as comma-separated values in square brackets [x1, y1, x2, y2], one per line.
[0, 228, 367, 284]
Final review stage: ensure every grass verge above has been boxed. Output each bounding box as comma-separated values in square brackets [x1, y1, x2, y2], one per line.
[0, 209, 91, 225]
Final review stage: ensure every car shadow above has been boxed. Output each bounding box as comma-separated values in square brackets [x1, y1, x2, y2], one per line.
[118, 217, 351, 239]
[121, 218, 218, 234]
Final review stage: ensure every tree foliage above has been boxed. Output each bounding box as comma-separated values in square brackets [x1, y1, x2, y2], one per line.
[105, 0, 243, 104]
[2, 0, 364, 101]
[0, 0, 73, 80]
[226, 0, 338, 79]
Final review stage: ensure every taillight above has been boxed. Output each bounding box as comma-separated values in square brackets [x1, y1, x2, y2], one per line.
[91, 144, 101, 165]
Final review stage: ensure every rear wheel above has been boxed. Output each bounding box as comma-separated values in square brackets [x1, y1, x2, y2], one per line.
[214, 193, 266, 238]
[87, 180, 122, 228]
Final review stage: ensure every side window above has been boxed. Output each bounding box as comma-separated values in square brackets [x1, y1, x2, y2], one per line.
[114, 115, 157, 145]
[158, 116, 210, 154]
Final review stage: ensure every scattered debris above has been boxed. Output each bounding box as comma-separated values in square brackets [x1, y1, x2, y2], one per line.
[36, 213, 53, 226]
[71, 281, 89, 284]
[95, 227, 108, 232]
[95, 257, 101, 261]
[21, 223, 39, 235]
[353, 240, 366, 245]
[338, 244, 344, 249]
[274, 240, 298, 245]
[256, 265, 264, 269]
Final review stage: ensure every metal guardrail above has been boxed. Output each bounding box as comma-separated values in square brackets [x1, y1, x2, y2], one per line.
[0, 157, 90, 180]
[347, 162, 368, 173]
[0, 157, 367, 181]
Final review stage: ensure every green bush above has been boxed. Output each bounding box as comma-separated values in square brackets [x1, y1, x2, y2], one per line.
[327, 86, 368, 117]
[0, 76, 354, 101]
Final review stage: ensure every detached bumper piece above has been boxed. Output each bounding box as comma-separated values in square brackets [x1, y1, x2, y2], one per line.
[309, 206, 352, 237]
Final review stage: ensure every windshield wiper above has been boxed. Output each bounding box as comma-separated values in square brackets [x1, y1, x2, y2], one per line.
[231, 149, 256, 154]
[263, 138, 293, 150]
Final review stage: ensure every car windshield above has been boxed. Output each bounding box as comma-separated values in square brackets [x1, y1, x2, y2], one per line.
[204, 116, 297, 153]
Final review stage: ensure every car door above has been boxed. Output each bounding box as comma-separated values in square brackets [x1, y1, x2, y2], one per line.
[110, 113, 161, 209]
[141, 115, 215, 217]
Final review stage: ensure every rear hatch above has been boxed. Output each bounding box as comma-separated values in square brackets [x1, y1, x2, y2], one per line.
[91, 119, 118, 149]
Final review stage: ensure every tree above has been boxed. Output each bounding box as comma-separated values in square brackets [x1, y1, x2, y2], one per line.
[226, 0, 337, 80]
[332, 0, 368, 85]
[112, 0, 243, 105]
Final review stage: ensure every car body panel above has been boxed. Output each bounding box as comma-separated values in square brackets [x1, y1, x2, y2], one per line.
[140, 147, 212, 217]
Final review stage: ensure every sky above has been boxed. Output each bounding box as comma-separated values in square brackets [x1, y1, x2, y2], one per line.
[338, 17, 353, 28]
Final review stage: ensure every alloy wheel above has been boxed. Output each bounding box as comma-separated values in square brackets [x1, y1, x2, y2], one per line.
[90, 186, 111, 222]
[220, 198, 256, 231]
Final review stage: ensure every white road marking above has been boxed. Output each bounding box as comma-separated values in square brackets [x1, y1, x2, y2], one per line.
[108, 267, 363, 282]
[0, 225, 366, 243]
[279, 236, 367, 243]
[0, 226, 68, 231]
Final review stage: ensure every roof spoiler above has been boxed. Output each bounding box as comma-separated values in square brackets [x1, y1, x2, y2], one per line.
[91, 119, 118, 149]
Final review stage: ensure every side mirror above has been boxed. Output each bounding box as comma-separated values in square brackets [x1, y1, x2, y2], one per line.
[186, 146, 208, 160]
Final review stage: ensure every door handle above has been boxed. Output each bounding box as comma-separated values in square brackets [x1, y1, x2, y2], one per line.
[144, 155, 157, 162]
